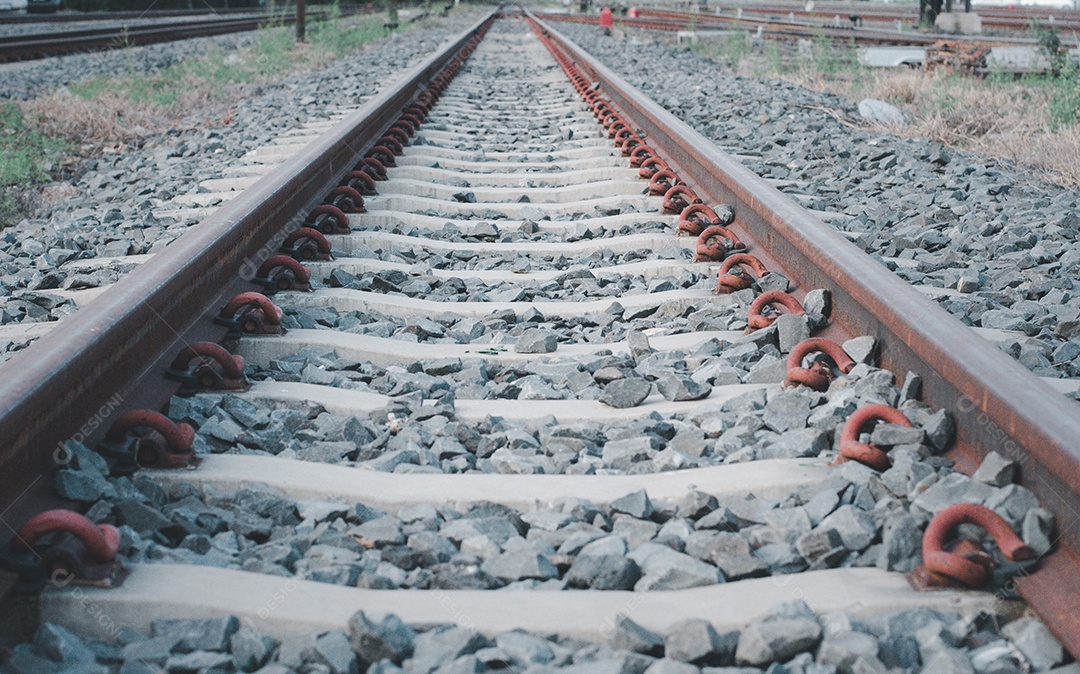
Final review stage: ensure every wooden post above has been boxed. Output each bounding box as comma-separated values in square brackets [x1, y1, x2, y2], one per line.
[296, 0, 306, 43]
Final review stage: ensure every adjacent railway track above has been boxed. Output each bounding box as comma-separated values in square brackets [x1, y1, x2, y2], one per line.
[0, 8, 365, 62]
[0, 5, 1077, 670]
[543, 7, 1076, 48]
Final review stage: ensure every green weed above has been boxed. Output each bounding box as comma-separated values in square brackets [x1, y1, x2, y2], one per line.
[0, 103, 68, 226]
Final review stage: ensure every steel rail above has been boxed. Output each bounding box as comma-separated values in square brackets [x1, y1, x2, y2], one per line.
[0, 9, 497, 541]
[0, 9, 361, 62]
[528, 10, 1080, 653]
[548, 9, 1071, 48]
[637, 7, 1073, 46]
[0, 8, 272, 24]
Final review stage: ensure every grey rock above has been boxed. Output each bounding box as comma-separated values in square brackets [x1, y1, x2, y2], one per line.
[734, 618, 822, 666]
[230, 628, 277, 672]
[54, 469, 115, 502]
[803, 289, 831, 318]
[481, 548, 559, 582]
[152, 616, 239, 652]
[706, 532, 767, 580]
[656, 374, 712, 402]
[494, 631, 555, 665]
[842, 336, 877, 365]
[868, 423, 925, 447]
[795, 528, 845, 565]
[603, 436, 655, 470]
[664, 618, 736, 665]
[566, 553, 641, 590]
[776, 313, 811, 353]
[312, 631, 358, 674]
[120, 636, 181, 665]
[611, 615, 664, 657]
[922, 409, 955, 452]
[763, 392, 811, 433]
[628, 330, 654, 359]
[348, 611, 416, 665]
[1022, 508, 1055, 557]
[515, 328, 558, 354]
[644, 660, 701, 674]
[632, 544, 723, 590]
[972, 451, 1016, 487]
[600, 378, 652, 408]
[408, 628, 492, 674]
[33, 623, 97, 664]
[818, 506, 876, 551]
[351, 517, 405, 546]
[857, 99, 906, 126]
[1001, 618, 1064, 671]
[611, 489, 654, 519]
[163, 650, 234, 672]
[876, 511, 920, 572]
[816, 632, 883, 674]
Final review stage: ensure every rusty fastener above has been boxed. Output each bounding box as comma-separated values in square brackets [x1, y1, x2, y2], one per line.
[342, 170, 377, 196]
[661, 184, 698, 214]
[167, 342, 248, 393]
[378, 135, 404, 155]
[13, 510, 126, 587]
[366, 145, 397, 168]
[106, 410, 197, 469]
[638, 156, 669, 180]
[629, 144, 654, 167]
[785, 338, 856, 390]
[217, 292, 283, 336]
[358, 157, 387, 181]
[306, 204, 350, 234]
[325, 185, 365, 214]
[677, 203, 720, 237]
[921, 504, 1036, 587]
[385, 126, 410, 146]
[694, 224, 746, 262]
[648, 168, 680, 196]
[716, 253, 769, 293]
[748, 290, 805, 330]
[839, 404, 912, 471]
[281, 227, 333, 262]
[620, 135, 644, 157]
[255, 255, 311, 294]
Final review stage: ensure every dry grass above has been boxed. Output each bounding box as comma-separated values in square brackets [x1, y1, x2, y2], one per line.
[699, 37, 1080, 189]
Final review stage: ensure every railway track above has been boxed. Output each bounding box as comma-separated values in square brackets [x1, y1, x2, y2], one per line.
[0, 6, 1077, 672]
[0, 8, 365, 63]
[543, 8, 1076, 49]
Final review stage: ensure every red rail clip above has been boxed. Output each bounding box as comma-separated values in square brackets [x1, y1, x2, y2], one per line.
[325, 185, 365, 214]
[106, 410, 197, 469]
[167, 342, 248, 393]
[217, 292, 283, 336]
[694, 224, 745, 262]
[13, 510, 125, 587]
[255, 255, 311, 294]
[785, 338, 856, 390]
[747, 290, 805, 330]
[716, 253, 769, 293]
[281, 227, 333, 262]
[838, 404, 912, 471]
[918, 504, 1036, 588]
[306, 204, 350, 235]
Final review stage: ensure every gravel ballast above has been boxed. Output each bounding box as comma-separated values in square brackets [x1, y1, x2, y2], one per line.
[556, 24, 1080, 383]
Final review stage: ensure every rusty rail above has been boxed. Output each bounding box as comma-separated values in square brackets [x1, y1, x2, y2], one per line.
[0, 9, 364, 63]
[0, 9, 498, 540]
[528, 10, 1080, 653]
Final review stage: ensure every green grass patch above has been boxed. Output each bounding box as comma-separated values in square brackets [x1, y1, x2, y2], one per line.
[69, 10, 391, 109]
[0, 103, 68, 226]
